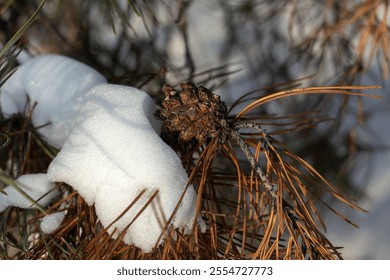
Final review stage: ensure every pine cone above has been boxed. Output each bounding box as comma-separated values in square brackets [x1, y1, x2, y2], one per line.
[155, 82, 228, 142]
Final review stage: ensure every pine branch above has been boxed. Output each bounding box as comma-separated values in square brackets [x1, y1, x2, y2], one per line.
[226, 126, 277, 200]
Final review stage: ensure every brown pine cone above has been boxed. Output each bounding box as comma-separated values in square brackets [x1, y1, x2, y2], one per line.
[155, 82, 228, 142]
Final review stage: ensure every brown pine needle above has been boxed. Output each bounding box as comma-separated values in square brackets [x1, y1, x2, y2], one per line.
[235, 85, 381, 120]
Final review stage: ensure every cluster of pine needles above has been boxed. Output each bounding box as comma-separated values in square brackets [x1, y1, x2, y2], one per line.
[0, 74, 379, 259]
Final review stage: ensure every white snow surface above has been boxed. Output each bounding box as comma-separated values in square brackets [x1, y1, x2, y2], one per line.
[40, 211, 66, 234]
[0, 54, 107, 148]
[0, 54, 204, 252]
[0, 174, 59, 212]
[47, 83, 203, 251]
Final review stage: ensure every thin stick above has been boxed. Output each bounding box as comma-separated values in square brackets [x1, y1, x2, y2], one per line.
[227, 127, 277, 199]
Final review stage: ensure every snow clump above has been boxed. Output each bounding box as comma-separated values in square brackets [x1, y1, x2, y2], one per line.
[0, 54, 204, 252]
[0, 174, 59, 213]
[40, 211, 66, 234]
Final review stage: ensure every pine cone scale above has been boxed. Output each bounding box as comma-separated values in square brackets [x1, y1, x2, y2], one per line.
[155, 82, 228, 143]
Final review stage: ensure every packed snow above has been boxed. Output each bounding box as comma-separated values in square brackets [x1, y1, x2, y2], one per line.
[0, 54, 204, 252]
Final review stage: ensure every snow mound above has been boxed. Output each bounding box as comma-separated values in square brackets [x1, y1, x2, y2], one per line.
[47, 83, 203, 251]
[0, 54, 204, 252]
[0, 174, 59, 212]
[0, 54, 106, 148]
[40, 211, 66, 234]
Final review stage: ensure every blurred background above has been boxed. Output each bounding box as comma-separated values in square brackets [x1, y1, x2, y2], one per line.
[1, 0, 389, 259]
